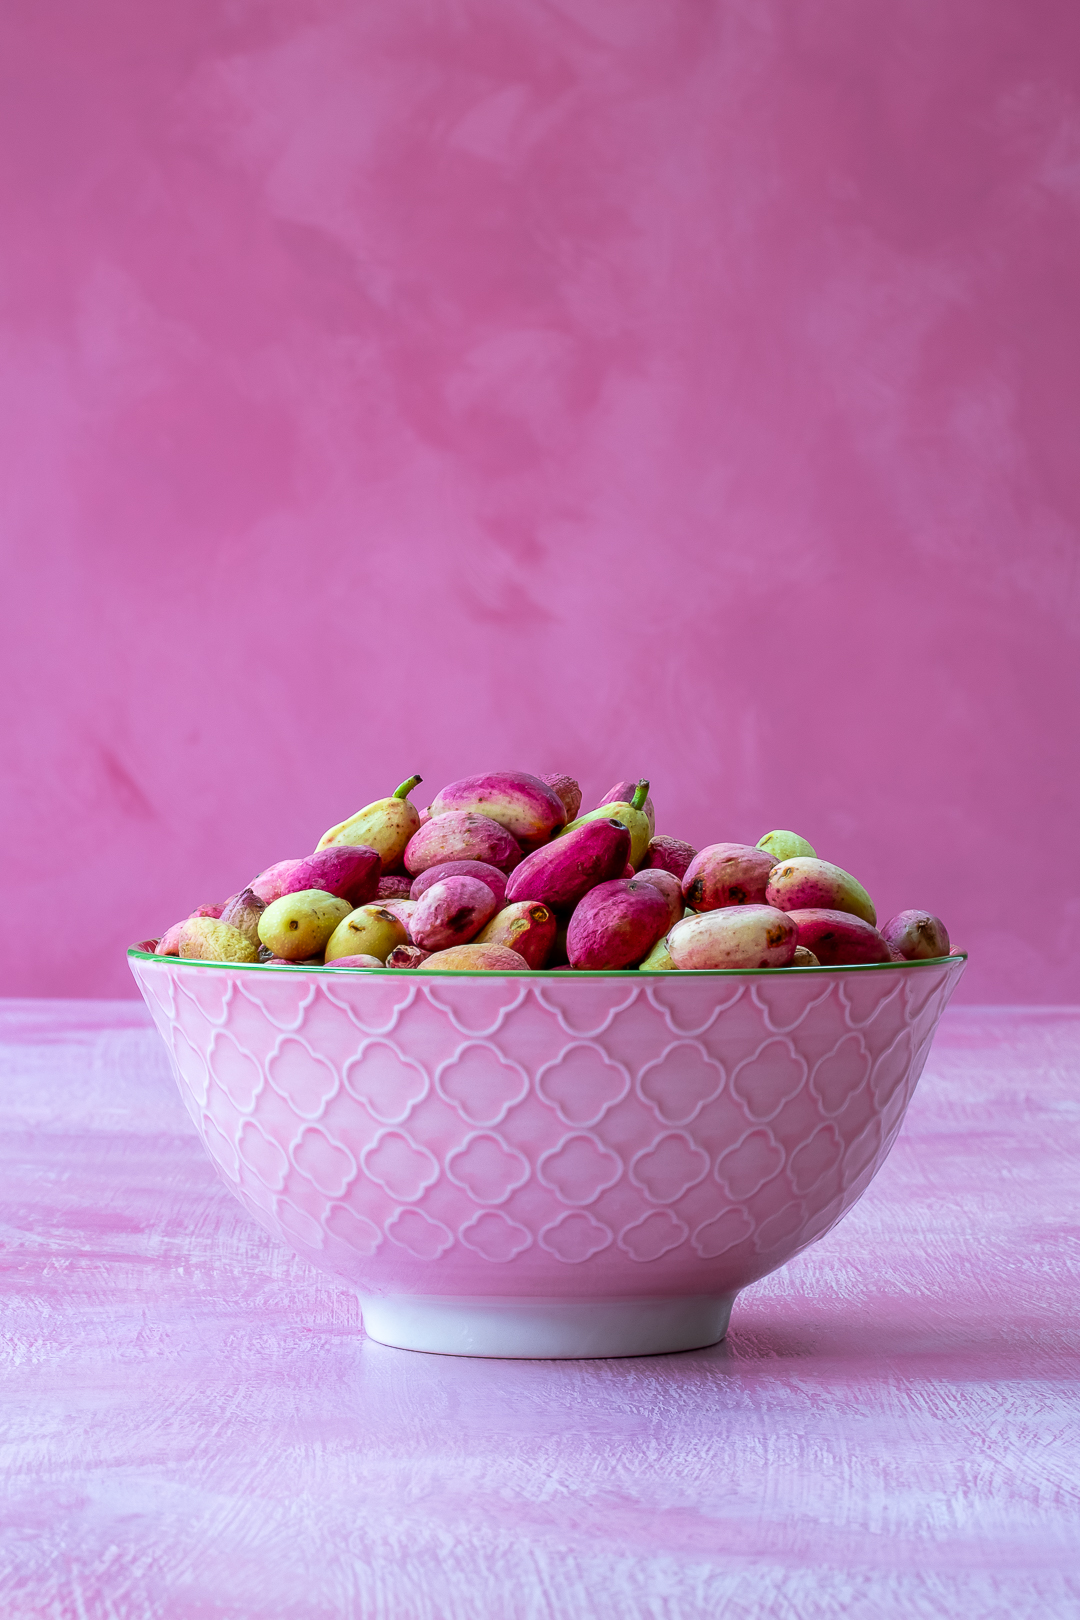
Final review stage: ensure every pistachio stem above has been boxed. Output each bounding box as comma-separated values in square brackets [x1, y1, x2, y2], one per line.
[631, 779, 650, 811]
[394, 775, 422, 801]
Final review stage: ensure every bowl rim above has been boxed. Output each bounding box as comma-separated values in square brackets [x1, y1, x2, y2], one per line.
[127, 945, 966, 980]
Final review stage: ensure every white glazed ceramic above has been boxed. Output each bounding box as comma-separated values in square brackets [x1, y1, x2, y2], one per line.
[129, 951, 965, 1358]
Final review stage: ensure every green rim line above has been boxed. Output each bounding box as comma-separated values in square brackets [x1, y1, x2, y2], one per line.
[127, 946, 966, 979]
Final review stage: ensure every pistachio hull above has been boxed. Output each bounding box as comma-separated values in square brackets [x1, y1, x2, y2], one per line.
[599, 781, 656, 837]
[248, 860, 304, 905]
[786, 909, 892, 965]
[422, 943, 530, 971]
[757, 830, 816, 861]
[641, 836, 697, 881]
[765, 857, 876, 925]
[178, 917, 258, 964]
[404, 812, 522, 875]
[155, 921, 184, 956]
[409, 860, 508, 910]
[504, 819, 631, 912]
[386, 945, 431, 969]
[258, 891, 352, 961]
[218, 888, 266, 946]
[880, 910, 950, 960]
[561, 804, 650, 868]
[317, 794, 421, 872]
[324, 954, 384, 970]
[368, 898, 417, 938]
[285, 846, 381, 907]
[325, 905, 408, 963]
[667, 906, 797, 970]
[566, 879, 671, 970]
[540, 774, 582, 822]
[377, 875, 413, 900]
[410, 877, 498, 952]
[682, 844, 776, 911]
[638, 938, 676, 971]
[429, 772, 567, 849]
[476, 901, 557, 968]
[630, 867, 683, 930]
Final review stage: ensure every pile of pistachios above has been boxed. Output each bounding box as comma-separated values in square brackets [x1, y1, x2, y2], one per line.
[136, 770, 951, 972]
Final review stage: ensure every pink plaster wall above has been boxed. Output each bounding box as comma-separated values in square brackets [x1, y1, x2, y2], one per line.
[2, 0, 1078, 1003]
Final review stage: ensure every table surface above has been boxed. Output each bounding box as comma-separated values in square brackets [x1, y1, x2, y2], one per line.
[1, 1000, 1078, 1619]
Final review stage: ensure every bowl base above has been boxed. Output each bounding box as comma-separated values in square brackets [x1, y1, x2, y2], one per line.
[359, 1292, 736, 1359]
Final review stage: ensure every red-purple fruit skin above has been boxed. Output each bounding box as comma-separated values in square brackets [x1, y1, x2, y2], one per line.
[156, 921, 184, 956]
[428, 772, 567, 849]
[765, 857, 876, 925]
[188, 902, 225, 919]
[410, 876, 499, 952]
[409, 860, 508, 910]
[377, 874, 413, 900]
[505, 819, 631, 913]
[787, 909, 893, 965]
[282, 845, 381, 907]
[683, 843, 776, 912]
[566, 879, 672, 971]
[642, 836, 697, 882]
[323, 954, 383, 969]
[631, 867, 683, 930]
[249, 860, 304, 905]
[404, 812, 522, 875]
[540, 774, 582, 822]
[880, 910, 951, 959]
[476, 902, 557, 969]
[372, 898, 416, 937]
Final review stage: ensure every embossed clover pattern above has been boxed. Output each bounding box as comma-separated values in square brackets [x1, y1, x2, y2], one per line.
[137, 958, 961, 1286]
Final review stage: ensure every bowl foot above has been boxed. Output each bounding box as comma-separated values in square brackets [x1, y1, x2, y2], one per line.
[359, 1292, 736, 1359]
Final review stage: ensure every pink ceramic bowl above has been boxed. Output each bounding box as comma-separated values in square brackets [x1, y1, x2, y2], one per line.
[129, 950, 965, 1358]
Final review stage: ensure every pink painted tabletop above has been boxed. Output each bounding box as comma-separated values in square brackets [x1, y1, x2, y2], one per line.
[2, 1001, 1078, 1618]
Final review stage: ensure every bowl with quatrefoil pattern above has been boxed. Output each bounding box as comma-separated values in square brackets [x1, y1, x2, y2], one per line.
[129, 949, 965, 1358]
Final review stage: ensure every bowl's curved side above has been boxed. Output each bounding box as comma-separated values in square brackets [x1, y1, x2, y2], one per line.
[131, 956, 964, 1319]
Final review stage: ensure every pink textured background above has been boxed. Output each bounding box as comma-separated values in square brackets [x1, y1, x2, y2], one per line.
[2, 0, 1078, 1002]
